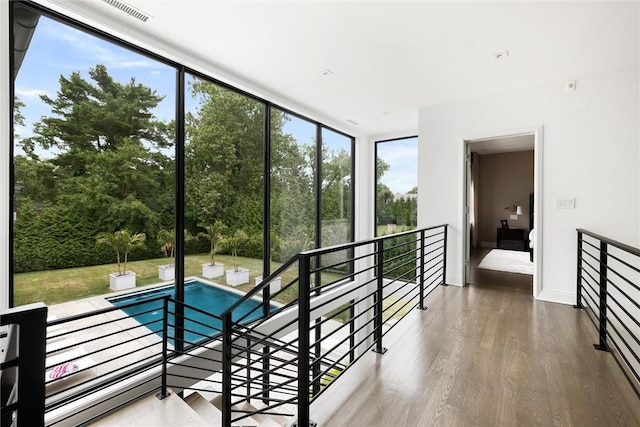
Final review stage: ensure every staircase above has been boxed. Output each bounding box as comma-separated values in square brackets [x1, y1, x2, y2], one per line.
[183, 388, 295, 427]
[90, 387, 295, 427]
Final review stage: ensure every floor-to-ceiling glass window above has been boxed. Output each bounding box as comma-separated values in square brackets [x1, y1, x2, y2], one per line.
[375, 136, 418, 281]
[320, 127, 353, 283]
[12, 3, 176, 306]
[10, 2, 355, 309]
[375, 136, 418, 237]
[184, 74, 265, 290]
[269, 110, 316, 299]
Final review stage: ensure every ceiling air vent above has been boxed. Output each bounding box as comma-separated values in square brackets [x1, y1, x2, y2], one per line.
[102, 0, 150, 22]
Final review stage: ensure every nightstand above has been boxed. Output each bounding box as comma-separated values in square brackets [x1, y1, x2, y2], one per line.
[496, 228, 528, 251]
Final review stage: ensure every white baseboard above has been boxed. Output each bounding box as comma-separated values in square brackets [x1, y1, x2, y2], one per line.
[536, 289, 576, 306]
[480, 241, 496, 248]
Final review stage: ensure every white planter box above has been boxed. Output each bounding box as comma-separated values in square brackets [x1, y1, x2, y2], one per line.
[109, 272, 136, 291]
[255, 276, 282, 294]
[226, 268, 250, 286]
[158, 264, 175, 281]
[202, 263, 224, 278]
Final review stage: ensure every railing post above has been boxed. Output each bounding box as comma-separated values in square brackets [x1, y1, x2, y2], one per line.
[574, 231, 583, 309]
[222, 313, 234, 427]
[156, 296, 170, 400]
[297, 254, 311, 426]
[372, 240, 387, 354]
[594, 241, 610, 352]
[312, 257, 322, 396]
[0, 303, 47, 427]
[419, 230, 426, 310]
[246, 335, 251, 404]
[442, 225, 448, 286]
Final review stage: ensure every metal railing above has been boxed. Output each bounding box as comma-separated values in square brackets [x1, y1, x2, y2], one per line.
[0, 224, 448, 426]
[221, 224, 448, 426]
[576, 229, 640, 398]
[1, 303, 47, 427]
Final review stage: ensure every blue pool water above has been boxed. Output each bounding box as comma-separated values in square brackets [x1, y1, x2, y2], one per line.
[108, 280, 272, 345]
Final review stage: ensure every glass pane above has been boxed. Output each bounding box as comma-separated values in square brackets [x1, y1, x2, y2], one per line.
[184, 74, 265, 293]
[12, 5, 176, 307]
[375, 137, 418, 237]
[270, 109, 316, 262]
[321, 128, 353, 286]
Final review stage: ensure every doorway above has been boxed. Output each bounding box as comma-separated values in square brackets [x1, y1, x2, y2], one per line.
[462, 128, 543, 297]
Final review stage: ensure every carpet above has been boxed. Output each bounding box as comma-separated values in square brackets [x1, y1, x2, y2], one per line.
[477, 249, 533, 275]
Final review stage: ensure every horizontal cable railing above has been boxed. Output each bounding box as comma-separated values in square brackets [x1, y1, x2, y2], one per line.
[576, 229, 640, 398]
[1, 224, 448, 427]
[43, 295, 166, 422]
[222, 224, 448, 426]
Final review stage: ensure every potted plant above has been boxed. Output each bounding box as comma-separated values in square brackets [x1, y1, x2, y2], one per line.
[222, 230, 249, 286]
[97, 229, 146, 290]
[198, 221, 227, 278]
[255, 275, 282, 294]
[157, 228, 175, 280]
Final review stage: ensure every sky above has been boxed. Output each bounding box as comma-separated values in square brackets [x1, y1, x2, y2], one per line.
[14, 13, 416, 194]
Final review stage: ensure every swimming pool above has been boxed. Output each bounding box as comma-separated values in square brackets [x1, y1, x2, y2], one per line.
[108, 280, 272, 345]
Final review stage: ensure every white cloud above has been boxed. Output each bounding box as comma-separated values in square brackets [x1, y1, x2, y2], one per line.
[41, 19, 157, 70]
[150, 70, 161, 75]
[15, 88, 48, 98]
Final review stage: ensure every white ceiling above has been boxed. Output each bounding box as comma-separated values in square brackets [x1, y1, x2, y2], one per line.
[41, 0, 640, 137]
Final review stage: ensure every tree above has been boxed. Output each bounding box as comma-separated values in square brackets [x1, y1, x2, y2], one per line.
[321, 148, 351, 221]
[22, 64, 171, 174]
[220, 230, 249, 272]
[19, 64, 174, 243]
[13, 96, 25, 129]
[96, 229, 146, 275]
[185, 80, 264, 232]
[14, 155, 58, 204]
[157, 228, 175, 266]
[198, 221, 228, 266]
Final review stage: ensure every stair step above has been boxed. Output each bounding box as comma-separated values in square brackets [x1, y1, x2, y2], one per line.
[90, 390, 209, 426]
[184, 392, 222, 427]
[209, 395, 262, 427]
[239, 401, 291, 427]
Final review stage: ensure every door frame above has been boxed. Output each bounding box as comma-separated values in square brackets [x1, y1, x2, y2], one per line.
[461, 126, 544, 298]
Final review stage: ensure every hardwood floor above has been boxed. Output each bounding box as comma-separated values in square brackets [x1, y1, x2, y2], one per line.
[312, 256, 640, 427]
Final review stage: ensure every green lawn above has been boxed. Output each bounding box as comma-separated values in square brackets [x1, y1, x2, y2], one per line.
[14, 253, 348, 308]
[14, 254, 297, 307]
[376, 224, 415, 236]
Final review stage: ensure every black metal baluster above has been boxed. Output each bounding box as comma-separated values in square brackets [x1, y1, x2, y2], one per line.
[222, 313, 233, 426]
[297, 255, 311, 426]
[157, 296, 170, 399]
[574, 231, 583, 309]
[442, 225, 448, 286]
[594, 241, 610, 352]
[419, 230, 426, 310]
[373, 240, 387, 354]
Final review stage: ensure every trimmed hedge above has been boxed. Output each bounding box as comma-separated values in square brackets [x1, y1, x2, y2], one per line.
[14, 203, 210, 273]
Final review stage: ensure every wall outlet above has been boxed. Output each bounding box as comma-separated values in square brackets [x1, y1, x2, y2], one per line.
[554, 198, 575, 209]
[510, 214, 518, 220]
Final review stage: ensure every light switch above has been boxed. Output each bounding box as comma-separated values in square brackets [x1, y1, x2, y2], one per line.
[555, 198, 575, 209]
[510, 214, 518, 220]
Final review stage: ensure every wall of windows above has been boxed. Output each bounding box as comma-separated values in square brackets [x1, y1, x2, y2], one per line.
[10, 2, 354, 307]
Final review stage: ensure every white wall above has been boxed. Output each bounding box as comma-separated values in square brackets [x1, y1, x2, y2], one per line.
[1, 1, 9, 312]
[419, 70, 639, 304]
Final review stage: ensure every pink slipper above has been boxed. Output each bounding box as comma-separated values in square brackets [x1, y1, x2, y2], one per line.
[48, 362, 79, 380]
